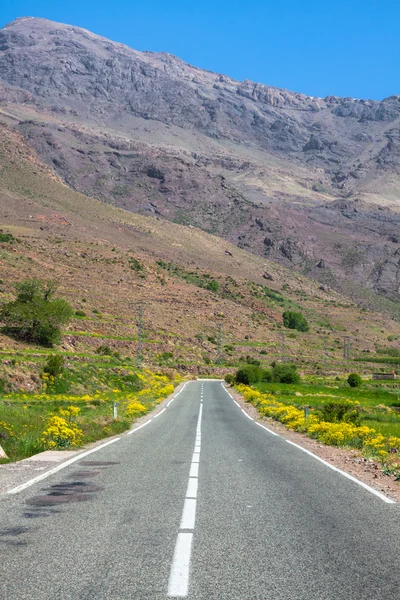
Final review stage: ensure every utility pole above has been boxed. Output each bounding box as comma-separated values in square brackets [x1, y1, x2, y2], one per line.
[343, 336, 351, 360]
[133, 303, 146, 368]
[281, 332, 285, 364]
[216, 321, 223, 364]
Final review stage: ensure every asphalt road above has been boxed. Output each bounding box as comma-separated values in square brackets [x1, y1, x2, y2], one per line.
[1, 380, 399, 599]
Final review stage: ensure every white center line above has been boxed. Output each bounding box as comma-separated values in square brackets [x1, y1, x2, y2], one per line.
[180, 498, 197, 530]
[168, 388, 203, 597]
[186, 477, 198, 499]
[189, 462, 199, 478]
[168, 533, 193, 597]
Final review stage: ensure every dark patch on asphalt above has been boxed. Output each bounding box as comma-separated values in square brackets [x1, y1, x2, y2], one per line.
[27, 481, 104, 507]
[23, 509, 60, 519]
[0, 525, 29, 546]
[80, 461, 120, 466]
[0, 526, 29, 536]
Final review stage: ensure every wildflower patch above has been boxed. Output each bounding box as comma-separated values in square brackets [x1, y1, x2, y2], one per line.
[235, 384, 400, 477]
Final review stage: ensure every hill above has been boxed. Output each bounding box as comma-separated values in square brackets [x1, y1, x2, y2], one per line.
[0, 17, 399, 302]
[1, 122, 400, 394]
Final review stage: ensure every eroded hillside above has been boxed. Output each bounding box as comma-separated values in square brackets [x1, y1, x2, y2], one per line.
[1, 123, 399, 390]
[0, 17, 399, 302]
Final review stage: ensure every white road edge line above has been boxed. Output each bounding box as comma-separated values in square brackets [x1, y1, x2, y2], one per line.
[221, 381, 395, 505]
[168, 532, 193, 597]
[153, 408, 166, 419]
[241, 408, 254, 421]
[7, 437, 121, 495]
[285, 440, 395, 504]
[127, 419, 152, 435]
[256, 422, 280, 437]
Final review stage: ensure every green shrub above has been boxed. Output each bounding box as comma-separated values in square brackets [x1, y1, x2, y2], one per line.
[261, 369, 273, 382]
[235, 365, 263, 385]
[0, 231, 14, 243]
[283, 310, 309, 332]
[225, 373, 235, 385]
[43, 354, 65, 378]
[0, 280, 73, 347]
[96, 345, 113, 356]
[129, 257, 144, 273]
[272, 363, 301, 384]
[319, 401, 360, 425]
[347, 373, 362, 388]
[157, 351, 174, 364]
[206, 280, 219, 293]
[239, 355, 261, 366]
[75, 310, 86, 317]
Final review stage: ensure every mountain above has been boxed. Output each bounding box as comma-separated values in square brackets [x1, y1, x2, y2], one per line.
[0, 17, 399, 303]
[1, 121, 399, 378]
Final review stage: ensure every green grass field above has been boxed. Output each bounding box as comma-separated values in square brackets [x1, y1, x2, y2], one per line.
[254, 380, 400, 439]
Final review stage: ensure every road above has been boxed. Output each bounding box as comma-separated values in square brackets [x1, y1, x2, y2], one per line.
[0, 380, 399, 599]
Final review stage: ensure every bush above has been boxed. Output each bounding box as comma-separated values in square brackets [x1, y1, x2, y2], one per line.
[0, 231, 14, 243]
[206, 280, 219, 293]
[0, 280, 73, 347]
[96, 345, 113, 356]
[235, 365, 264, 385]
[235, 365, 272, 385]
[319, 401, 360, 425]
[272, 363, 301, 384]
[261, 369, 273, 382]
[225, 373, 235, 385]
[158, 351, 174, 364]
[239, 355, 261, 366]
[75, 310, 86, 317]
[283, 310, 309, 332]
[43, 354, 64, 378]
[348, 373, 362, 388]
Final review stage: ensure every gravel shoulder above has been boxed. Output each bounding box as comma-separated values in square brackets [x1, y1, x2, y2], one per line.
[227, 384, 400, 503]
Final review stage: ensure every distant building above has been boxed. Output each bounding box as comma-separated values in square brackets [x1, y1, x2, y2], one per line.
[372, 372, 396, 380]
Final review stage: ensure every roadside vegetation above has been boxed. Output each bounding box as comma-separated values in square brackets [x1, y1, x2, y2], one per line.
[230, 369, 400, 478]
[0, 351, 180, 462]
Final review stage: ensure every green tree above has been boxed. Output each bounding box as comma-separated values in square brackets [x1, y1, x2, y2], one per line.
[0, 280, 73, 347]
[283, 310, 309, 332]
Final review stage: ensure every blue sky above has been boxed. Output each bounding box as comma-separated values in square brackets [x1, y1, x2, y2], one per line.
[0, 0, 398, 100]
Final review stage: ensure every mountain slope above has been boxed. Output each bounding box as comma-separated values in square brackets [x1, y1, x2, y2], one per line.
[1, 121, 399, 378]
[0, 17, 399, 302]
